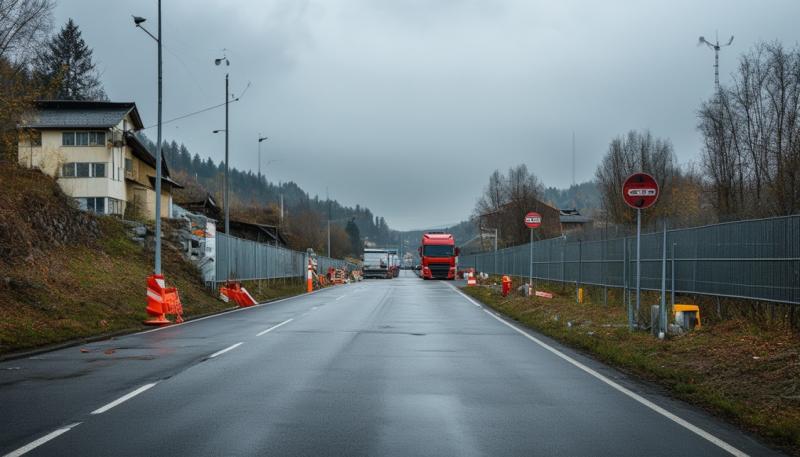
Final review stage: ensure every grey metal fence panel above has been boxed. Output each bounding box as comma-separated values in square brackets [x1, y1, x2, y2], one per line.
[460, 215, 800, 305]
[215, 233, 360, 283]
[215, 233, 306, 283]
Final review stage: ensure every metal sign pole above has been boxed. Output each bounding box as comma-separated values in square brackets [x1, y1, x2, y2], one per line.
[635, 208, 641, 326]
[660, 220, 667, 338]
[529, 228, 533, 296]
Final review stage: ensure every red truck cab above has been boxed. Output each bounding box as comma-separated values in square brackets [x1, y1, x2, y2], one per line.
[418, 232, 459, 280]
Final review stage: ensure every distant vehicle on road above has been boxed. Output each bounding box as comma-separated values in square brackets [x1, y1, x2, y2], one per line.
[362, 248, 393, 279]
[418, 232, 459, 280]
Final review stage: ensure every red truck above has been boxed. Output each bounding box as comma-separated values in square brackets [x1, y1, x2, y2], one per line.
[418, 232, 459, 280]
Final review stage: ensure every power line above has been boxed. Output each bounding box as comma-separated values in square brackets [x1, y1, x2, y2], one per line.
[142, 82, 250, 130]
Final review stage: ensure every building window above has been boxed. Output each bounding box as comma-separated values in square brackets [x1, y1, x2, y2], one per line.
[76, 162, 90, 177]
[61, 162, 108, 178]
[107, 198, 123, 215]
[62, 131, 106, 147]
[77, 197, 106, 214]
[124, 158, 133, 174]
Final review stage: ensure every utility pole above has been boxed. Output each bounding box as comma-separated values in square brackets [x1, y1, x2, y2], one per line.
[132, 3, 163, 275]
[213, 54, 231, 280]
[224, 73, 229, 237]
[258, 134, 268, 184]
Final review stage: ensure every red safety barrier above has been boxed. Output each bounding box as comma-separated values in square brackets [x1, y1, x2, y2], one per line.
[145, 274, 184, 325]
[466, 271, 477, 286]
[219, 282, 257, 307]
[535, 290, 554, 299]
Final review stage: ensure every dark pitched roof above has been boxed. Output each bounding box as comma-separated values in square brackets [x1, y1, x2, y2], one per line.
[20, 100, 144, 130]
[559, 209, 592, 224]
[124, 132, 172, 178]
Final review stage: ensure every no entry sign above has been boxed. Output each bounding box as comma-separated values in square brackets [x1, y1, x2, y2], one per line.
[622, 173, 659, 209]
[524, 212, 542, 229]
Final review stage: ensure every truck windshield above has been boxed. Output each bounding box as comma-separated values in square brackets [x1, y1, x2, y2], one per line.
[423, 245, 454, 257]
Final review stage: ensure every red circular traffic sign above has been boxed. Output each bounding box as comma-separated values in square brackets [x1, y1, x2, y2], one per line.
[524, 212, 542, 229]
[622, 173, 659, 209]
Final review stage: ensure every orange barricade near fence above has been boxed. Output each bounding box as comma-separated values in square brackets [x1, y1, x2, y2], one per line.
[219, 282, 258, 307]
[145, 274, 184, 325]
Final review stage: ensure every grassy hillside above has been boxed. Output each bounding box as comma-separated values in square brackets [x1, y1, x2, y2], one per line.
[0, 162, 302, 355]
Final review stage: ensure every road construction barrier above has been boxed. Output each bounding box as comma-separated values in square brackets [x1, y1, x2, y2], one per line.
[467, 272, 477, 286]
[330, 268, 346, 285]
[145, 274, 184, 325]
[219, 282, 257, 307]
[502, 276, 512, 297]
[535, 290, 554, 299]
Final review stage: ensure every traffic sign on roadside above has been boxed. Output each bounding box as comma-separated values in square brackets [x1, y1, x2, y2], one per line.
[524, 212, 542, 229]
[622, 173, 659, 209]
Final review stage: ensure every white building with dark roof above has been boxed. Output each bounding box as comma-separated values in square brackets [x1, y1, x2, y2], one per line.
[17, 100, 181, 220]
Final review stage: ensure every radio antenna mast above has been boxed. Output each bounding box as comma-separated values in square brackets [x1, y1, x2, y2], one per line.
[698, 32, 734, 92]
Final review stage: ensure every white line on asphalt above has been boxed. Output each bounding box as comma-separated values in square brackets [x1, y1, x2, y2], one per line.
[134, 283, 348, 336]
[3, 423, 81, 457]
[256, 319, 293, 336]
[208, 342, 243, 359]
[445, 283, 482, 307]
[90, 383, 158, 415]
[335, 295, 346, 301]
[446, 284, 747, 456]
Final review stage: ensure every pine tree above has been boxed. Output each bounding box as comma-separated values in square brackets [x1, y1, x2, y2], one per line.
[345, 218, 361, 256]
[34, 18, 106, 100]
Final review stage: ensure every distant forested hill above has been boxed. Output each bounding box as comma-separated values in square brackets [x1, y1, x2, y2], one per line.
[142, 136, 396, 247]
[542, 181, 601, 216]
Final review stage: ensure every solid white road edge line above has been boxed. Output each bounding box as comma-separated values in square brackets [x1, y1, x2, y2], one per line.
[448, 283, 748, 457]
[208, 342, 243, 359]
[3, 423, 81, 457]
[256, 318, 293, 336]
[90, 383, 158, 415]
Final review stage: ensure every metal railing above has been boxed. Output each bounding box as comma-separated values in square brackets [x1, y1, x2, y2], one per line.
[214, 233, 358, 284]
[459, 215, 800, 305]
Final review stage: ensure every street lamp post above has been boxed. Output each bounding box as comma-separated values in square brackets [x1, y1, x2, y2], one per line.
[258, 135, 268, 183]
[213, 56, 231, 237]
[132, 2, 163, 275]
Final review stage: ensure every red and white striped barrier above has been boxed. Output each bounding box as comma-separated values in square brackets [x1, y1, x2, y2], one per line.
[144, 274, 184, 325]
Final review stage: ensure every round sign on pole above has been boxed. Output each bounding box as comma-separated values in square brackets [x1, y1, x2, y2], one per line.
[524, 212, 542, 229]
[622, 173, 659, 209]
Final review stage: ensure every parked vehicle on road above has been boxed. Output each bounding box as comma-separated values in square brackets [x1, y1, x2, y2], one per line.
[418, 232, 459, 279]
[362, 248, 394, 279]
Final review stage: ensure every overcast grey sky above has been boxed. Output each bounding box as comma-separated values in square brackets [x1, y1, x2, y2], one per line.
[55, 0, 799, 230]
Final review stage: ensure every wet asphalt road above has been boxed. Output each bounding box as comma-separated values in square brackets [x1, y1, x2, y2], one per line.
[0, 271, 783, 456]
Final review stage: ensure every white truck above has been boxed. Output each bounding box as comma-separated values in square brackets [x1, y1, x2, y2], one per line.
[362, 248, 394, 279]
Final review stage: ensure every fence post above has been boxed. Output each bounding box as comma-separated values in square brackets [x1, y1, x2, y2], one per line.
[624, 237, 633, 330]
[659, 221, 667, 338]
[576, 240, 582, 304]
[671, 241, 676, 312]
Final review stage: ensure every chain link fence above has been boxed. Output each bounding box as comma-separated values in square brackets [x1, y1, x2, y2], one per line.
[459, 215, 800, 305]
[214, 233, 358, 284]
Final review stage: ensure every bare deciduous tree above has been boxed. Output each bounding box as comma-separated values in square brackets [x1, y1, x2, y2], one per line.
[699, 41, 800, 218]
[474, 164, 559, 245]
[594, 130, 677, 227]
[0, 0, 54, 63]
